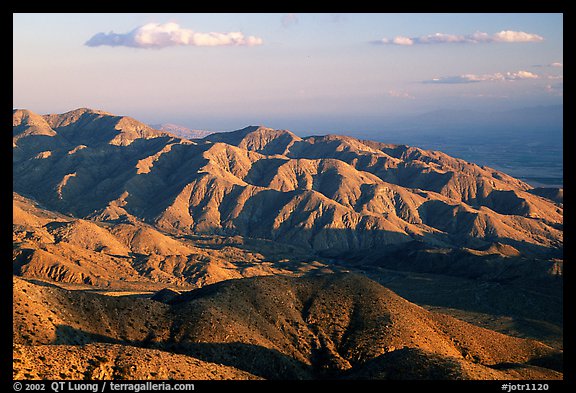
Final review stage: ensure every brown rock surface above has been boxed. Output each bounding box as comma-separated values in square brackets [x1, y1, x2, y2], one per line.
[13, 110, 562, 259]
[12, 109, 563, 381]
[13, 274, 562, 380]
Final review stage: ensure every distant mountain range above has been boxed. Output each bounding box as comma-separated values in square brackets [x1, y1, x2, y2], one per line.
[13, 107, 562, 279]
[368, 105, 563, 134]
[12, 108, 563, 380]
[151, 123, 216, 140]
[341, 105, 563, 189]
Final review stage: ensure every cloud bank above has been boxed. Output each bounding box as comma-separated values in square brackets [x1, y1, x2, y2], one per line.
[533, 62, 563, 68]
[85, 22, 263, 48]
[425, 70, 539, 84]
[379, 30, 543, 46]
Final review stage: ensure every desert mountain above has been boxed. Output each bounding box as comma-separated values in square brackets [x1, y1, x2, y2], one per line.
[14, 192, 328, 289]
[13, 190, 563, 350]
[13, 274, 561, 380]
[151, 123, 215, 140]
[528, 187, 563, 204]
[13, 108, 563, 380]
[13, 109, 562, 262]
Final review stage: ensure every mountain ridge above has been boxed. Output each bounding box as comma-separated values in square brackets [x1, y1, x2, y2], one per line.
[12, 108, 563, 380]
[13, 108, 562, 260]
[151, 123, 216, 140]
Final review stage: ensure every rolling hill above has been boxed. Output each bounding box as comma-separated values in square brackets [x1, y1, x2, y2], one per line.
[13, 274, 562, 380]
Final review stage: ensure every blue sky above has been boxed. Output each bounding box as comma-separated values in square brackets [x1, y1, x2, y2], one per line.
[13, 13, 563, 132]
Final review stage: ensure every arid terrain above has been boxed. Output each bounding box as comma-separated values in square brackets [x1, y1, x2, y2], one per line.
[13, 108, 563, 380]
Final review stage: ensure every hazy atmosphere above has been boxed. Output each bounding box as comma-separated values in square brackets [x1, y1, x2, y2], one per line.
[13, 13, 562, 132]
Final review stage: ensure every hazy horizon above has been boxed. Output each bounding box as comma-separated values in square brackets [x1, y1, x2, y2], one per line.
[14, 13, 563, 133]
[12, 103, 564, 136]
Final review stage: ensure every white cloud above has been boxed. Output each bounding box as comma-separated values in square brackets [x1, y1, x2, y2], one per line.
[507, 70, 539, 80]
[533, 62, 563, 68]
[378, 30, 543, 46]
[417, 33, 467, 44]
[425, 70, 539, 84]
[85, 22, 263, 48]
[392, 36, 414, 46]
[492, 30, 544, 43]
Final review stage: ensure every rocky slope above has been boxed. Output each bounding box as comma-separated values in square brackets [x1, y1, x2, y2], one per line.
[13, 109, 563, 262]
[13, 343, 261, 380]
[13, 192, 327, 289]
[12, 108, 564, 381]
[13, 274, 562, 380]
